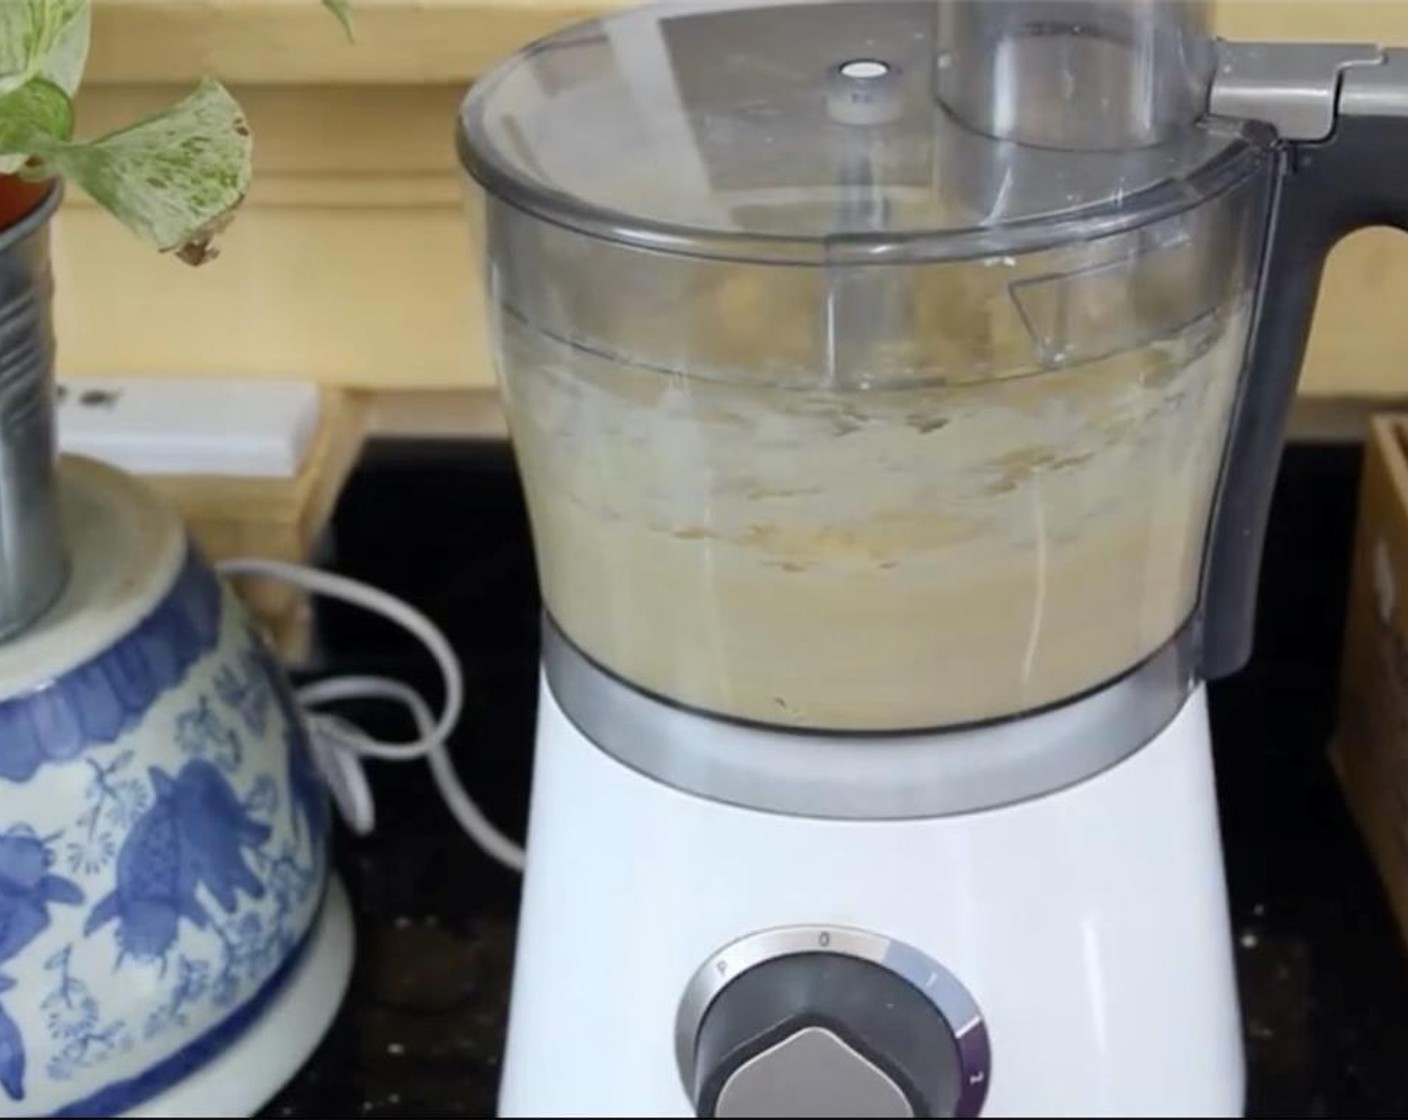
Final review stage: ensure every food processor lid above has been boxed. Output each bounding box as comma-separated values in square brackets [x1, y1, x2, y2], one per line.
[458, 0, 1269, 264]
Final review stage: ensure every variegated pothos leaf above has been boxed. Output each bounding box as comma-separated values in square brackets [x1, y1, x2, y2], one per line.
[23, 78, 253, 264]
[0, 78, 73, 176]
[0, 0, 350, 261]
[0, 0, 88, 173]
[323, 0, 354, 40]
[0, 0, 89, 97]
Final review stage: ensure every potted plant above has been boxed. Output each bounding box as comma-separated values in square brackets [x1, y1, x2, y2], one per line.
[0, 0, 349, 262]
[0, 0, 352, 645]
[0, 4, 359, 1116]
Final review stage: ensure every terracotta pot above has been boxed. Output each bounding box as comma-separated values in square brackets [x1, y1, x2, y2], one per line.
[0, 174, 52, 232]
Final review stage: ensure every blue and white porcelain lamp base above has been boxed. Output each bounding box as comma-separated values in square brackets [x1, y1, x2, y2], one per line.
[0, 456, 353, 1118]
[124, 875, 354, 1120]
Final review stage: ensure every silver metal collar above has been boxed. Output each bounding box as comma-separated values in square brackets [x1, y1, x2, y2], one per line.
[543, 616, 1196, 820]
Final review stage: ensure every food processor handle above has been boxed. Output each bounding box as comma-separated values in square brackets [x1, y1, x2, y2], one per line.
[1202, 51, 1408, 679]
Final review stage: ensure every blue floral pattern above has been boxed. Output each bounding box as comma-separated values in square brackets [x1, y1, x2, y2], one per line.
[244, 626, 328, 859]
[175, 698, 243, 773]
[40, 948, 132, 1084]
[63, 755, 149, 878]
[214, 652, 272, 739]
[0, 977, 24, 1102]
[0, 831, 83, 1101]
[0, 542, 329, 1114]
[0, 551, 222, 784]
[83, 759, 272, 965]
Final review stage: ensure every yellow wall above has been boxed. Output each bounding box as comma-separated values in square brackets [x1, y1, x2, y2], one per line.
[53, 0, 1408, 412]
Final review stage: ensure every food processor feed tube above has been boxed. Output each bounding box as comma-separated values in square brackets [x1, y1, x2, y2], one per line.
[458, 3, 1408, 1116]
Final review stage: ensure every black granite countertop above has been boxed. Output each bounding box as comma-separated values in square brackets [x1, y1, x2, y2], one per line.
[258, 438, 1408, 1119]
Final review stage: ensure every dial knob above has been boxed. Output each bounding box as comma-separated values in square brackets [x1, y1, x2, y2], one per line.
[692, 952, 960, 1117]
[678, 929, 990, 1119]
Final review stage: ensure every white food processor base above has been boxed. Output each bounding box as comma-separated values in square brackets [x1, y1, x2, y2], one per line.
[125, 875, 356, 1120]
[499, 677, 1245, 1118]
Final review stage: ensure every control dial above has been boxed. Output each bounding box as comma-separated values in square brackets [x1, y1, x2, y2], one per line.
[678, 928, 990, 1119]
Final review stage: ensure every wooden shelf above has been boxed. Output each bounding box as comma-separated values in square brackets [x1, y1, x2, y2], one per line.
[83, 0, 1408, 88]
[56, 0, 1408, 411]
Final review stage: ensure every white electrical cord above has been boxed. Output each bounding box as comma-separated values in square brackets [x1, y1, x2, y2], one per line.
[216, 557, 527, 874]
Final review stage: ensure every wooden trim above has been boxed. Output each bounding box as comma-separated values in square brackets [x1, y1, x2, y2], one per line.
[1290, 396, 1408, 444]
[83, 0, 1408, 89]
[62, 171, 462, 208]
[87, 0, 622, 86]
[357, 387, 1399, 446]
[366, 387, 508, 439]
[72, 82, 466, 174]
[58, 1, 1408, 406]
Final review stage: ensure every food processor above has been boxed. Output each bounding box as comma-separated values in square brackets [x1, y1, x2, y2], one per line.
[457, 1, 1408, 1114]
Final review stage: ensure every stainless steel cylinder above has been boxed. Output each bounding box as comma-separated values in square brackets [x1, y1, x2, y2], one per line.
[0, 185, 68, 641]
[937, 0, 1217, 150]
